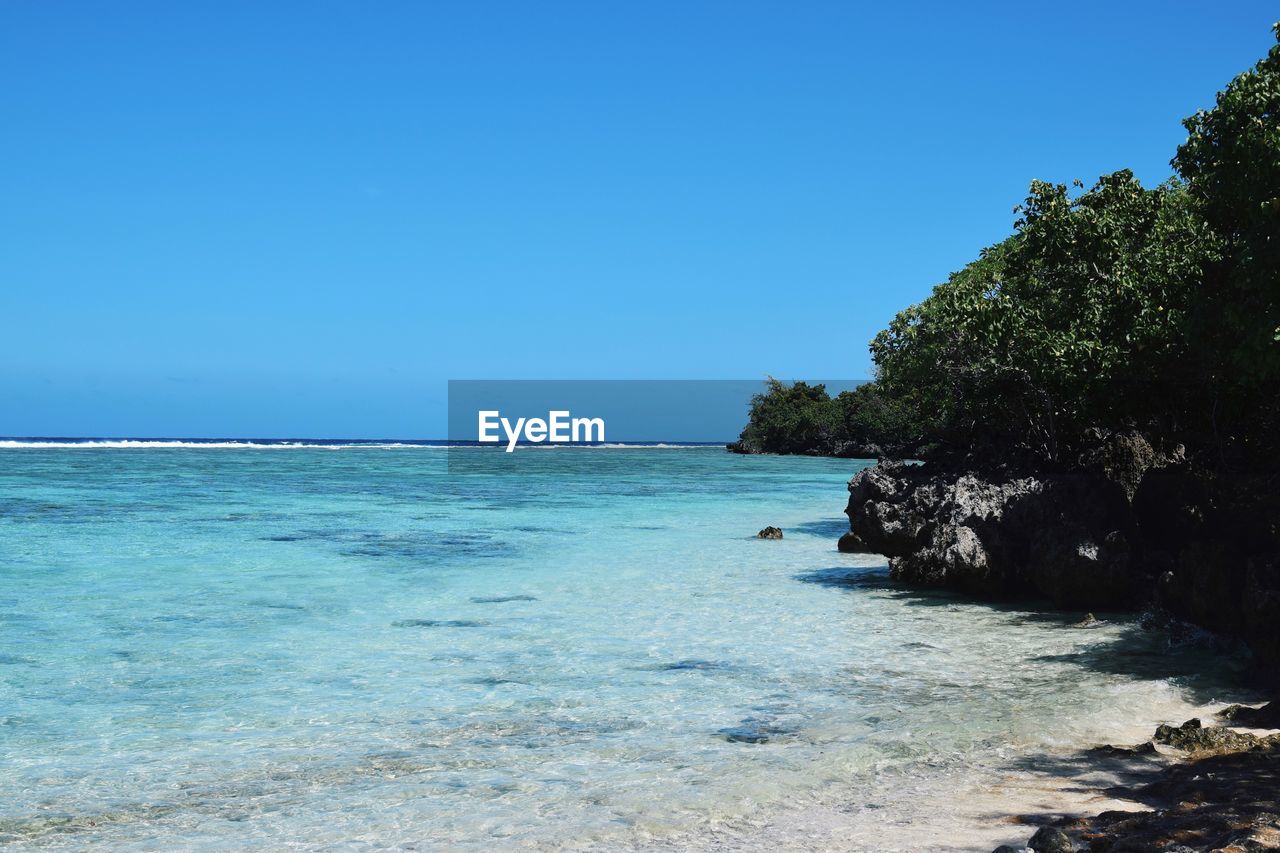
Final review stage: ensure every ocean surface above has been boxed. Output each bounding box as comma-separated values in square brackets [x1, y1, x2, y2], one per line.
[0, 444, 1257, 850]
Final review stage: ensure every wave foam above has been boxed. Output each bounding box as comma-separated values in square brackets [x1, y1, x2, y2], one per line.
[0, 439, 719, 450]
[0, 440, 437, 450]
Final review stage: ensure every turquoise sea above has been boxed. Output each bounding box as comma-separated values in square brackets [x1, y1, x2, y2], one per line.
[0, 445, 1255, 849]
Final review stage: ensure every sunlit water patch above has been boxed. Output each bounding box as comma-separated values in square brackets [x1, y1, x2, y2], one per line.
[0, 447, 1256, 849]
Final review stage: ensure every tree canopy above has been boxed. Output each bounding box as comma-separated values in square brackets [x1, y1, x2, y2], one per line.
[738, 25, 1280, 468]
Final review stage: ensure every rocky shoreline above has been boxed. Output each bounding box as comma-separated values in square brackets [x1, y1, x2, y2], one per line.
[834, 437, 1280, 850]
[837, 436, 1280, 682]
[992, 705, 1280, 852]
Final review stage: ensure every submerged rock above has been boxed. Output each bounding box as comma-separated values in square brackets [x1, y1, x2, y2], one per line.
[837, 531, 867, 553]
[718, 726, 772, 744]
[1026, 826, 1074, 853]
[657, 659, 736, 672]
[1087, 740, 1158, 756]
[717, 716, 793, 744]
[756, 526, 783, 540]
[392, 619, 490, 628]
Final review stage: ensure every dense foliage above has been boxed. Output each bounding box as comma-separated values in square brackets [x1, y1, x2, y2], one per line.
[731, 380, 835, 455]
[871, 173, 1220, 460]
[737, 26, 1280, 467]
[1175, 28, 1280, 384]
[730, 379, 918, 457]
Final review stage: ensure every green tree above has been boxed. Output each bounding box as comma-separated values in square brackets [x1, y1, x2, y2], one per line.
[831, 383, 920, 451]
[1175, 23, 1280, 383]
[733, 379, 836, 454]
[872, 173, 1218, 460]
[738, 25, 1280, 468]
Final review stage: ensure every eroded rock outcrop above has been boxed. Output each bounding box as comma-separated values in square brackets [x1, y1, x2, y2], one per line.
[841, 450, 1280, 679]
[1153, 717, 1279, 754]
[843, 461, 1136, 608]
[1219, 702, 1280, 728]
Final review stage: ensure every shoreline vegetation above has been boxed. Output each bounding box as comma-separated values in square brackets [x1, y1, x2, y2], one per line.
[733, 25, 1280, 852]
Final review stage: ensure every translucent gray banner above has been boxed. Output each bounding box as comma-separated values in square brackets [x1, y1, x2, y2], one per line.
[445, 379, 864, 472]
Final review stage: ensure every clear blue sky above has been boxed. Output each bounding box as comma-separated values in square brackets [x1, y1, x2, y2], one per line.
[3, 1, 1276, 438]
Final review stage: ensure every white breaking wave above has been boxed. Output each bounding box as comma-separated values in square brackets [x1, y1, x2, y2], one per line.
[0, 440, 439, 450]
[596, 443, 712, 449]
[0, 439, 719, 450]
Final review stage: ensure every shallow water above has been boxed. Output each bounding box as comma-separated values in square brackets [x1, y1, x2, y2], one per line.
[0, 446, 1256, 849]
